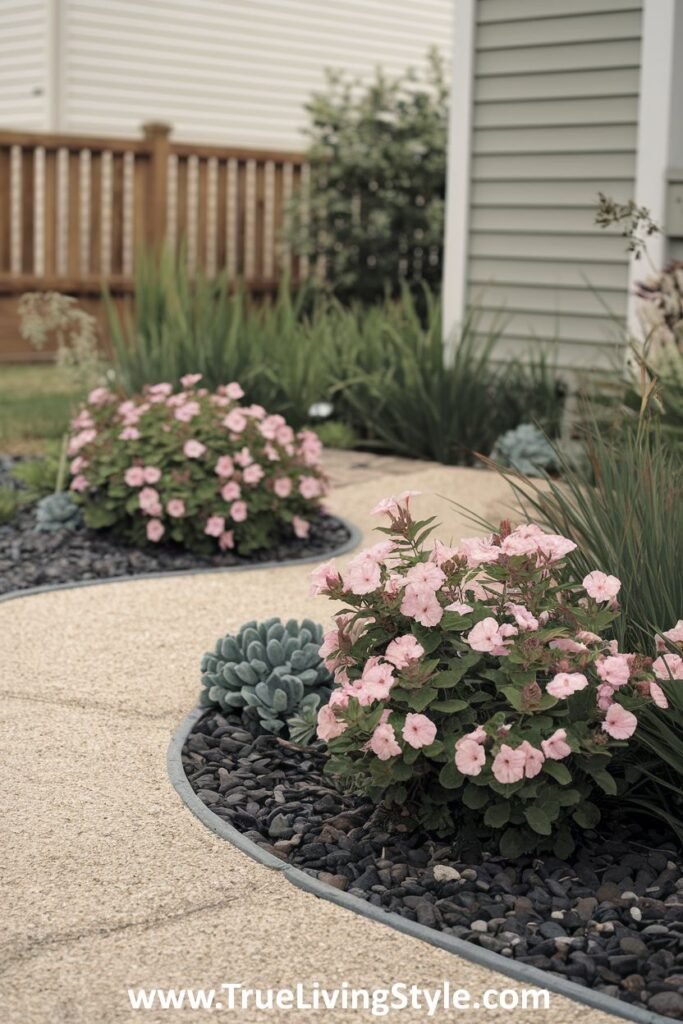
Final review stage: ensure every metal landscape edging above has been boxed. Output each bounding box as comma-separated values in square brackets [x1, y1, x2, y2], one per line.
[168, 706, 674, 1024]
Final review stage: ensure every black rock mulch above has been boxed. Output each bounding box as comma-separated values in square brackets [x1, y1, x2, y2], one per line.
[0, 458, 350, 597]
[183, 710, 683, 1021]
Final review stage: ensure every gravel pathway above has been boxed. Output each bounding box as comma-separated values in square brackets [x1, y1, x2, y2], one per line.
[1, 458, 624, 1023]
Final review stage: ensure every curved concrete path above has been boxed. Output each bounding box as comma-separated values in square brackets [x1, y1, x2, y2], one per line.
[1, 454, 620, 1024]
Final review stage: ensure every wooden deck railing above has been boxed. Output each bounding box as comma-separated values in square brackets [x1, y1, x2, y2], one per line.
[0, 123, 309, 299]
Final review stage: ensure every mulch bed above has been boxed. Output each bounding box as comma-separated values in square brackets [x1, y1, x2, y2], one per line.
[0, 457, 351, 596]
[183, 709, 683, 1021]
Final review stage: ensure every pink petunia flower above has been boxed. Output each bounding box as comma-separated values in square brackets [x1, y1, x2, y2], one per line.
[344, 552, 382, 596]
[87, 386, 111, 406]
[458, 535, 501, 568]
[215, 455, 235, 478]
[309, 560, 341, 596]
[583, 570, 621, 602]
[602, 702, 637, 739]
[146, 519, 165, 543]
[370, 491, 420, 517]
[445, 601, 474, 615]
[368, 722, 402, 760]
[520, 740, 545, 778]
[142, 466, 161, 485]
[124, 466, 145, 487]
[405, 561, 446, 590]
[180, 373, 202, 388]
[656, 620, 683, 651]
[174, 401, 200, 423]
[221, 481, 241, 502]
[455, 726, 487, 749]
[219, 530, 235, 551]
[402, 713, 437, 749]
[317, 703, 347, 741]
[384, 634, 425, 669]
[167, 499, 185, 518]
[273, 477, 293, 499]
[546, 671, 589, 698]
[507, 603, 539, 632]
[204, 515, 225, 537]
[243, 463, 264, 486]
[465, 617, 516, 655]
[223, 382, 244, 400]
[223, 409, 247, 433]
[455, 738, 486, 776]
[596, 654, 631, 688]
[70, 474, 88, 492]
[359, 657, 396, 701]
[597, 683, 615, 710]
[183, 439, 206, 459]
[652, 653, 683, 680]
[70, 456, 88, 475]
[400, 582, 443, 628]
[491, 744, 527, 784]
[292, 516, 310, 539]
[541, 728, 572, 760]
[230, 501, 248, 522]
[648, 681, 669, 709]
[139, 487, 162, 517]
[118, 427, 140, 441]
[299, 475, 322, 499]
[234, 446, 253, 468]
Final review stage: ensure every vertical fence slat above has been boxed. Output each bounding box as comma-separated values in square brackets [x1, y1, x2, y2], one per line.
[226, 157, 238, 280]
[122, 151, 134, 277]
[263, 160, 275, 281]
[166, 153, 178, 257]
[298, 162, 310, 280]
[33, 147, 45, 276]
[10, 146, 22, 274]
[244, 158, 256, 280]
[79, 149, 91, 277]
[186, 155, 199, 274]
[206, 156, 218, 278]
[100, 150, 113, 276]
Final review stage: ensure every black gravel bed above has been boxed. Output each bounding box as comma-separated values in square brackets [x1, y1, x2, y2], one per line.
[183, 710, 683, 1021]
[0, 506, 350, 596]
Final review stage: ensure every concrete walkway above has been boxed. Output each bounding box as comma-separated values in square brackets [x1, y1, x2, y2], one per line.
[1, 455, 619, 1024]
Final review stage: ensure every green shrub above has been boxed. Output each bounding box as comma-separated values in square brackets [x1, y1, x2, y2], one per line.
[288, 51, 448, 305]
[0, 486, 19, 524]
[11, 448, 61, 502]
[199, 617, 332, 742]
[66, 377, 327, 554]
[313, 495, 667, 856]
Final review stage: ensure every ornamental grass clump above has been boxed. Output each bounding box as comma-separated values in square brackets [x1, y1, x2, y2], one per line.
[66, 375, 327, 553]
[311, 492, 673, 858]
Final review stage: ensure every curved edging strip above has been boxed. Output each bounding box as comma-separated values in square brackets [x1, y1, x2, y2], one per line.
[168, 706, 674, 1024]
[0, 517, 362, 604]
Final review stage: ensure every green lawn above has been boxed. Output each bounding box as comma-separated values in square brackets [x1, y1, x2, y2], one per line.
[0, 365, 82, 454]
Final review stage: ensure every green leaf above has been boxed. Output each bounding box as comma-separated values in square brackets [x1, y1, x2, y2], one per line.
[524, 806, 553, 835]
[405, 687, 437, 712]
[433, 654, 481, 688]
[430, 698, 468, 713]
[438, 761, 465, 789]
[572, 801, 601, 829]
[556, 788, 582, 807]
[499, 828, 528, 859]
[462, 784, 489, 810]
[543, 761, 572, 785]
[484, 803, 510, 828]
[592, 769, 618, 796]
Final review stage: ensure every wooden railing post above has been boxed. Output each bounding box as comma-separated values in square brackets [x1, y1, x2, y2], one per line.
[142, 121, 171, 250]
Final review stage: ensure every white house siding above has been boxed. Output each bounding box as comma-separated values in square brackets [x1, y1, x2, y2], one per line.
[467, 0, 643, 370]
[0, 0, 51, 129]
[52, 0, 452, 148]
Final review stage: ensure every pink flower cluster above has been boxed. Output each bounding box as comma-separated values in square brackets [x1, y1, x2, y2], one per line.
[66, 377, 328, 553]
[312, 496, 677, 815]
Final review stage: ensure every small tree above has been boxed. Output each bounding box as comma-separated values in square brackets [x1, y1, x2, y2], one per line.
[289, 50, 448, 305]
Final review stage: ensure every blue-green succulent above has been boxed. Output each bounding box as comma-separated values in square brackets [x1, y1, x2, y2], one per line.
[490, 423, 557, 478]
[200, 617, 331, 742]
[35, 491, 84, 532]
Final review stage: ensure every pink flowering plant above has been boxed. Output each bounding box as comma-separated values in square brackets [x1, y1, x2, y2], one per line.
[66, 376, 327, 553]
[312, 493, 673, 858]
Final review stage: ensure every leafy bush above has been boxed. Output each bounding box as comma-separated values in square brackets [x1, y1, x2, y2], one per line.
[311, 493, 669, 856]
[328, 291, 564, 465]
[0, 486, 19, 524]
[288, 51, 448, 305]
[199, 617, 332, 743]
[66, 376, 327, 554]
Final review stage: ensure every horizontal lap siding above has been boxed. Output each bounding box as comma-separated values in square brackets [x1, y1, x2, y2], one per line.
[60, 0, 452, 147]
[0, 1, 49, 129]
[467, 0, 643, 370]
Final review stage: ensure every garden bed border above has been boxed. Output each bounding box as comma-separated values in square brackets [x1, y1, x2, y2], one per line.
[168, 705, 674, 1024]
[0, 516, 362, 603]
